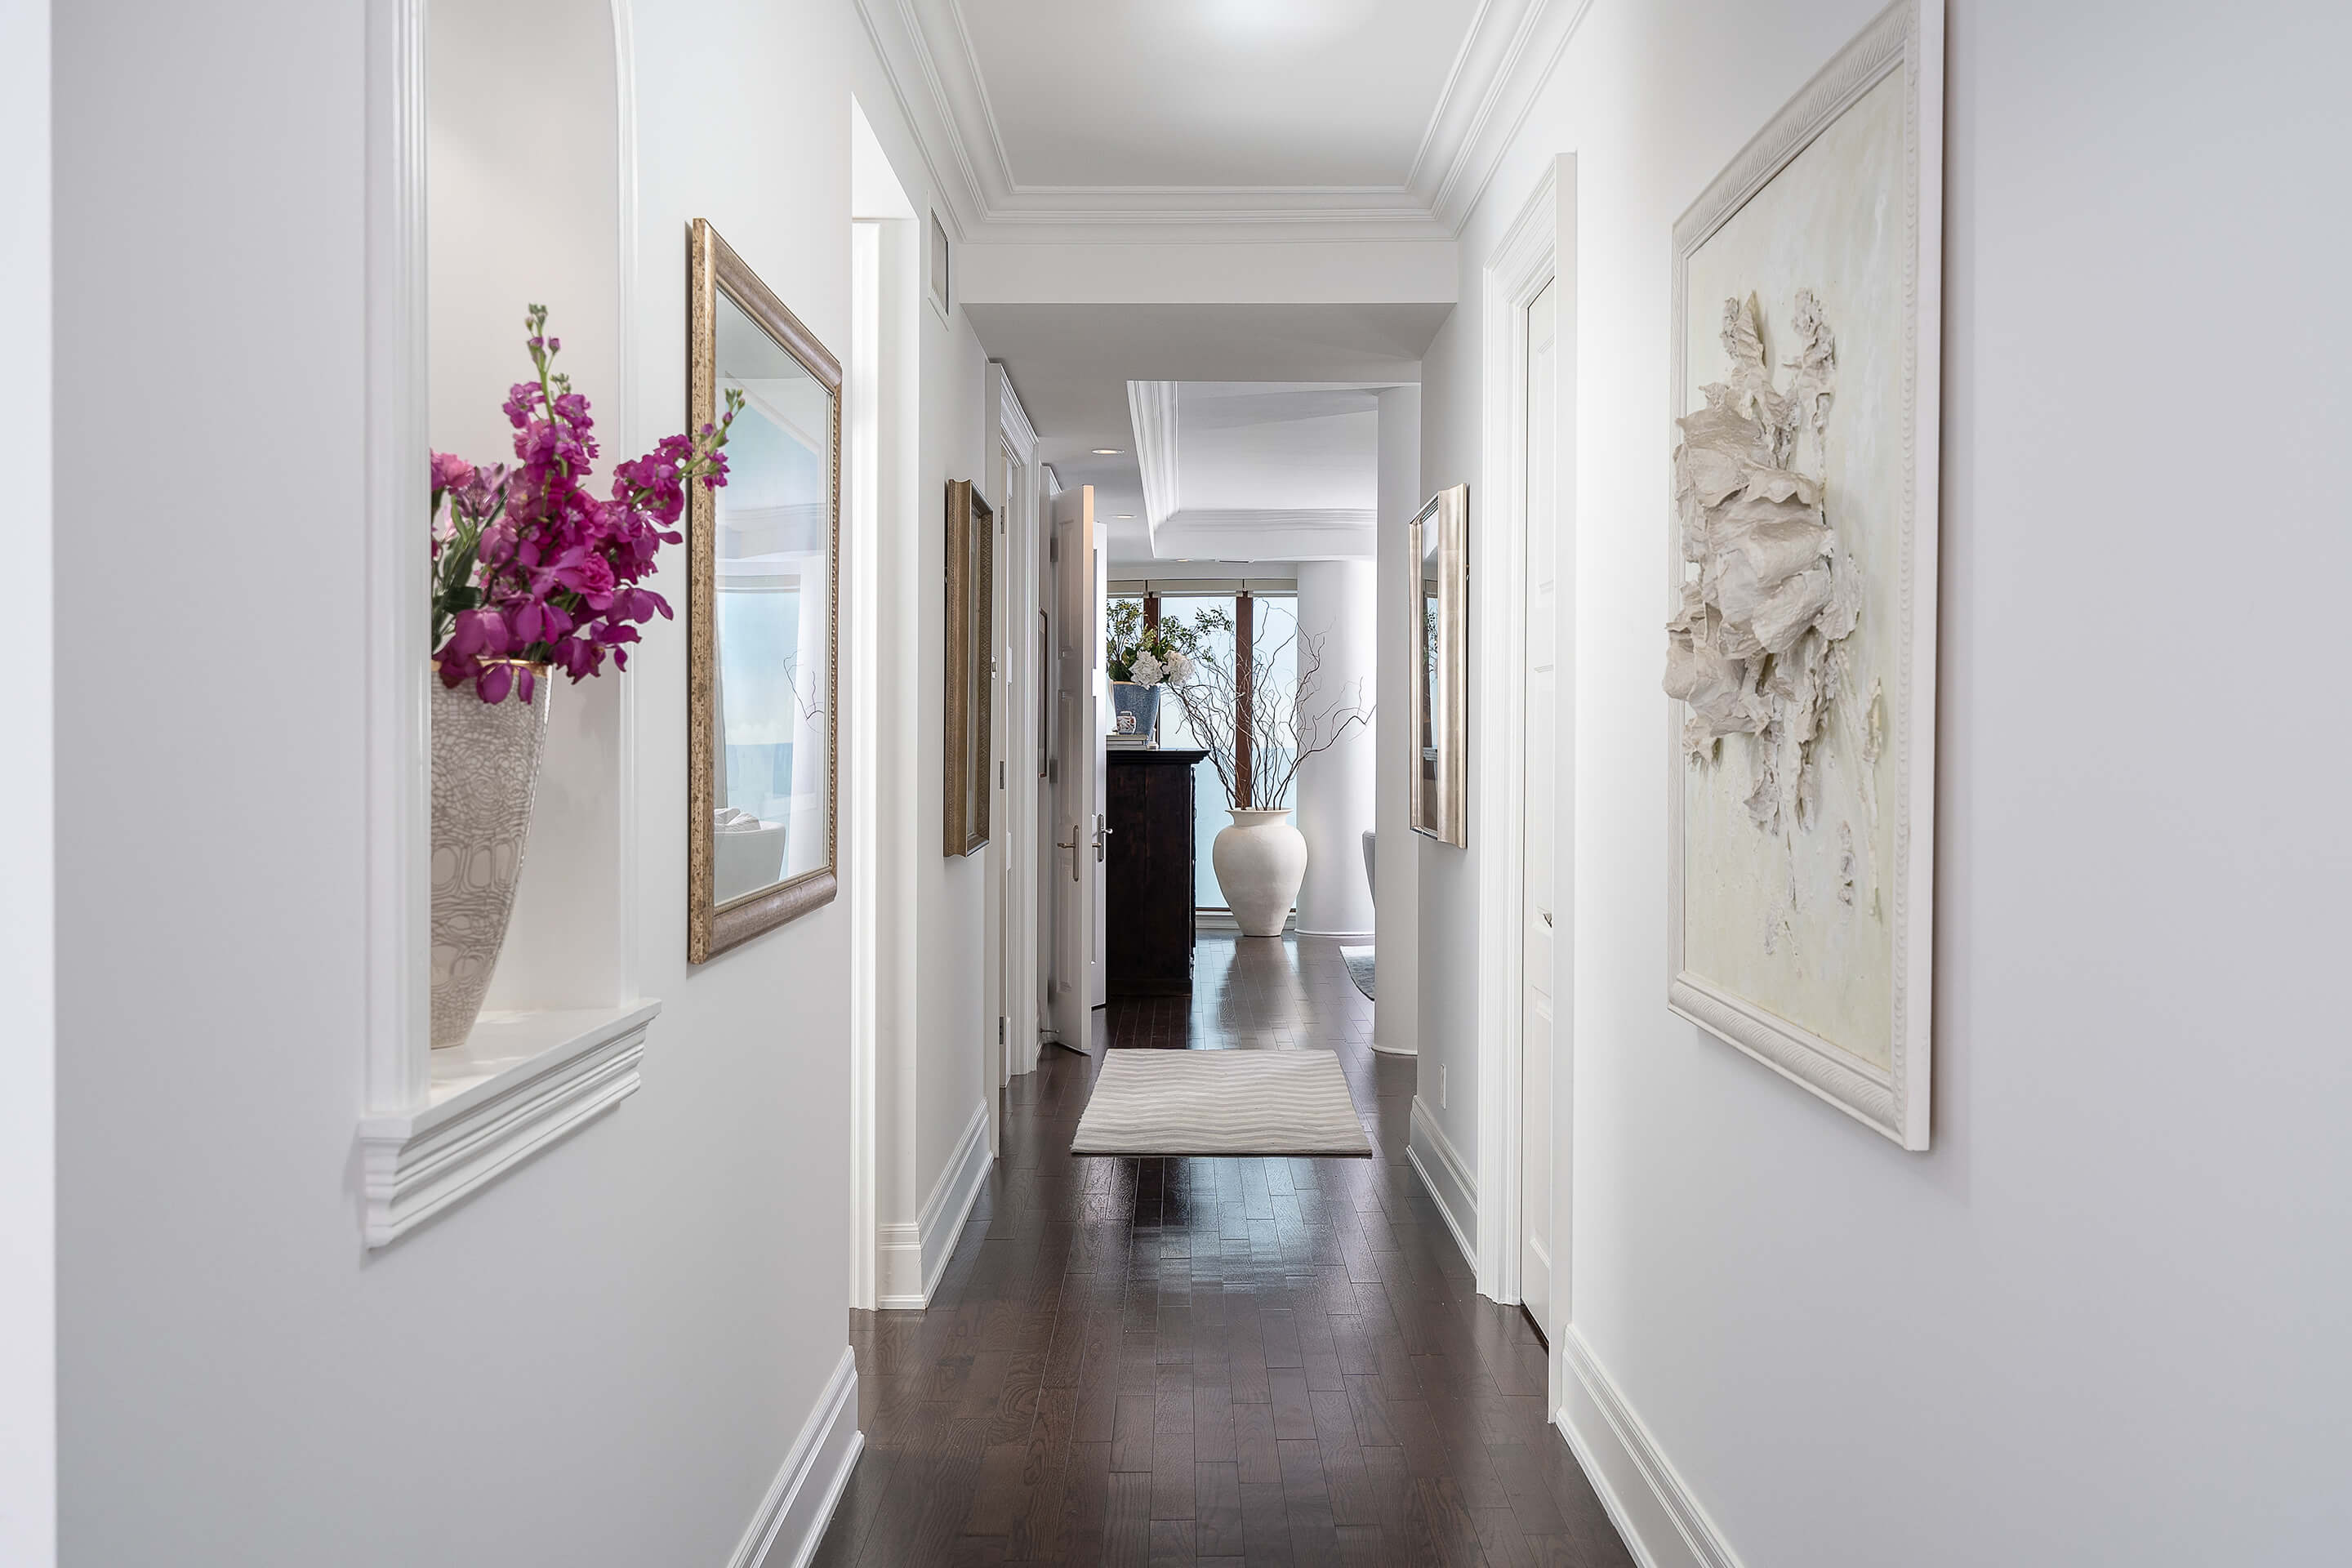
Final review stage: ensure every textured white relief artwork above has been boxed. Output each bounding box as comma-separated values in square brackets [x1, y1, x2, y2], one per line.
[1673, 68, 1907, 1069]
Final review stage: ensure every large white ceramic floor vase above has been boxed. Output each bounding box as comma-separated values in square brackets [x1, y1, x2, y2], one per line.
[1213, 808, 1308, 938]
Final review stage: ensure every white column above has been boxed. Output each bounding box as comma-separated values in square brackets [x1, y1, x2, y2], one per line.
[1371, 385, 1420, 1054]
[1294, 561, 1378, 937]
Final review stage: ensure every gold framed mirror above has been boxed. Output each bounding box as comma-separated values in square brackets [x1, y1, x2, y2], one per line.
[687, 219, 841, 962]
[944, 479, 994, 856]
[1409, 483, 1468, 846]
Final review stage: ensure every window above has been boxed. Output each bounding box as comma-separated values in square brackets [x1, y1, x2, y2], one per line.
[1152, 589, 1297, 911]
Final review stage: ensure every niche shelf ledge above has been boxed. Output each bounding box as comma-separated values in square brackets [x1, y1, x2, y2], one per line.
[359, 1000, 660, 1248]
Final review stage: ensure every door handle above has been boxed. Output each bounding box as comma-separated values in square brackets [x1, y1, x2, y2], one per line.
[1058, 830, 1080, 881]
[1093, 814, 1111, 862]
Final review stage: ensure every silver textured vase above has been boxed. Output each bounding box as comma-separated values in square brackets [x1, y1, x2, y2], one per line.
[430, 666, 553, 1049]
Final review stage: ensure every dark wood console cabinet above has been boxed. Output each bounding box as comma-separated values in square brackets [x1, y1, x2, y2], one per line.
[1106, 747, 1206, 996]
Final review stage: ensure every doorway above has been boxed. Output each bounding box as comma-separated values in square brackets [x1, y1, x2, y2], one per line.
[1474, 158, 1575, 1355]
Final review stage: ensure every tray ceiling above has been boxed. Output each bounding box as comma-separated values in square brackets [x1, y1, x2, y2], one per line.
[858, 0, 1592, 239]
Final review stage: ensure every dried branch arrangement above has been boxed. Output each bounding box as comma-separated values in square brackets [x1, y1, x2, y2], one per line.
[1169, 608, 1372, 811]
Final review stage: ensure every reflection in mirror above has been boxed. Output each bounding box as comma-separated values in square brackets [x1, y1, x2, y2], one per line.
[689, 220, 841, 961]
[712, 290, 833, 903]
[1420, 522, 1441, 826]
[1407, 484, 1468, 846]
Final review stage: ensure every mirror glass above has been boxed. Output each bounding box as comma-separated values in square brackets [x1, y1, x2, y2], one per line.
[1419, 516, 1441, 828]
[964, 502, 986, 832]
[712, 288, 833, 906]
[1408, 484, 1468, 845]
[943, 482, 994, 855]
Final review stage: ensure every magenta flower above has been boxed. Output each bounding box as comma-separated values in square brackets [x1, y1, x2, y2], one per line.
[430, 304, 737, 702]
[430, 450, 475, 494]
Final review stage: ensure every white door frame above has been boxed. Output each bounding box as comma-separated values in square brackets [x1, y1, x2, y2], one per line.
[989, 363, 1044, 1080]
[1474, 159, 1576, 1329]
[846, 105, 920, 1308]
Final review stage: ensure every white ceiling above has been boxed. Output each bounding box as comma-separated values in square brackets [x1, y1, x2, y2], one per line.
[860, 0, 1589, 239]
[960, 1, 1479, 190]
[1176, 383, 1379, 514]
[964, 303, 1445, 562]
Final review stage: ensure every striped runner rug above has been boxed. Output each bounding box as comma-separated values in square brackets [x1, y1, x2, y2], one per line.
[1071, 1049, 1373, 1156]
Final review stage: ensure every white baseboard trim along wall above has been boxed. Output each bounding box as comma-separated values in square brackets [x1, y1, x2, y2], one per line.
[1406, 1096, 1477, 1272]
[1556, 1328, 1744, 1568]
[731, 1346, 863, 1568]
[1194, 909, 1295, 934]
[877, 1097, 992, 1309]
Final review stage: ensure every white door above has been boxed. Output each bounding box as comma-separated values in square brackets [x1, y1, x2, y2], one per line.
[1519, 278, 1560, 1334]
[1051, 485, 1101, 1053]
[1090, 532, 1109, 1009]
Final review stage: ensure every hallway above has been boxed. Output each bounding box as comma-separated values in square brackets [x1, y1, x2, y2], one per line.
[816, 936, 1626, 1566]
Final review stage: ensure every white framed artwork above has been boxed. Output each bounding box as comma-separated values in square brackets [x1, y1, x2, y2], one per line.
[1664, 0, 1943, 1149]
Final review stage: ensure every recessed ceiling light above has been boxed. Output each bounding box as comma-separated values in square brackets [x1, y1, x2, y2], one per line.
[1091, 448, 1123, 456]
[1116, 513, 1135, 519]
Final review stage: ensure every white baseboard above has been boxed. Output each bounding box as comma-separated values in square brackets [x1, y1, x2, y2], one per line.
[877, 1097, 992, 1310]
[1406, 1096, 1477, 1271]
[1194, 909, 1295, 933]
[1368, 1039, 1418, 1057]
[731, 1346, 863, 1568]
[1556, 1328, 1743, 1568]
[1297, 928, 1374, 941]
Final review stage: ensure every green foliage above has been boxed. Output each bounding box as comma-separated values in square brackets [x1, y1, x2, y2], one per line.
[1105, 598, 1217, 684]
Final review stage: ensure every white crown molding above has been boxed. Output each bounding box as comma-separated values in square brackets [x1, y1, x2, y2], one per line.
[991, 360, 1037, 461]
[1127, 381, 1179, 550]
[854, 0, 1594, 242]
[1150, 508, 1379, 564]
[1167, 508, 1377, 532]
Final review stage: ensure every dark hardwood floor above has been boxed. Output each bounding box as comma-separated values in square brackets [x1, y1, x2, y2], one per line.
[813, 933, 1634, 1568]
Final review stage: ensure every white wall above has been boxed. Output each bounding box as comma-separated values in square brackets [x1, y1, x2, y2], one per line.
[1293, 560, 1377, 938]
[912, 287, 992, 1222]
[1415, 298, 1481, 1140]
[1371, 385, 1419, 1055]
[1414, 1, 2352, 1562]
[2, 2, 55, 1562]
[53, 2, 987, 1562]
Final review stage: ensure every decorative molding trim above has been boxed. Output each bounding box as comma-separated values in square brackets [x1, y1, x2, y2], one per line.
[729, 1347, 865, 1568]
[990, 359, 1045, 1084]
[1150, 508, 1378, 565]
[1473, 167, 1558, 1304]
[1557, 1329, 1744, 1568]
[851, 0, 1593, 241]
[994, 359, 1038, 461]
[878, 1096, 992, 1309]
[1166, 508, 1376, 533]
[1127, 381, 1179, 551]
[359, 1002, 659, 1248]
[1424, 0, 1594, 232]
[361, 0, 431, 1116]
[1663, 0, 1940, 1151]
[1407, 1097, 1477, 1272]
